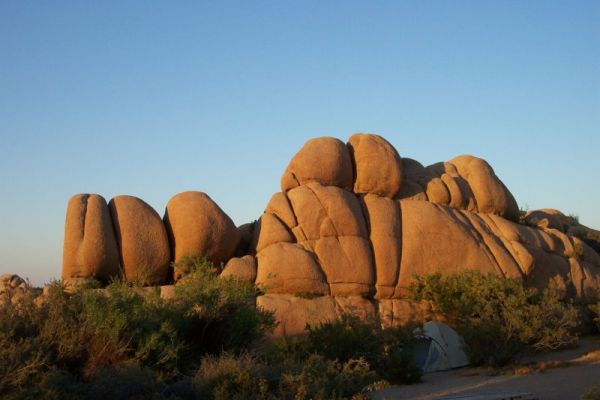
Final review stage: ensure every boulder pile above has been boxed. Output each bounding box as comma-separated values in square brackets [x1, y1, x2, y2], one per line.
[61, 134, 600, 336]
[0, 274, 33, 305]
[62, 192, 239, 285]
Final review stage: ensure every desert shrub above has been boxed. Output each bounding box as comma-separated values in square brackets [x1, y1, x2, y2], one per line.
[194, 353, 270, 400]
[277, 355, 376, 400]
[0, 257, 275, 397]
[172, 256, 275, 354]
[581, 385, 600, 400]
[409, 272, 580, 366]
[193, 352, 380, 400]
[270, 314, 421, 384]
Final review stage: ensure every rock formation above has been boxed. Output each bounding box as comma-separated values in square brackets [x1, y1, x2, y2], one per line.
[61, 133, 600, 336]
[0, 274, 30, 305]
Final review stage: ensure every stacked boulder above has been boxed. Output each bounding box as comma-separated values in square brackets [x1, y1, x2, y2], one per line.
[61, 133, 600, 337]
[230, 134, 599, 335]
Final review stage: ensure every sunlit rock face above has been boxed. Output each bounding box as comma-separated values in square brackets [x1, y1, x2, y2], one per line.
[60, 133, 600, 335]
[62, 194, 120, 282]
[251, 133, 599, 333]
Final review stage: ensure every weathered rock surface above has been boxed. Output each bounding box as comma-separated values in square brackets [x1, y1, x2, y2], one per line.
[164, 191, 240, 266]
[281, 137, 353, 192]
[348, 133, 403, 197]
[62, 194, 120, 281]
[109, 195, 170, 286]
[248, 134, 600, 334]
[450, 155, 519, 221]
[399, 156, 519, 221]
[361, 194, 401, 298]
[221, 255, 257, 283]
[524, 209, 600, 254]
[256, 243, 329, 295]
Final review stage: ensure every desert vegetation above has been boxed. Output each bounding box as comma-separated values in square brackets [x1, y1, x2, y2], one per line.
[0, 257, 418, 400]
[409, 271, 583, 366]
[1, 260, 596, 399]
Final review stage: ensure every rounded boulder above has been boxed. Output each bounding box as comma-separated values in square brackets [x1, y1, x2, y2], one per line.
[109, 195, 170, 285]
[62, 194, 120, 281]
[164, 191, 240, 266]
[281, 137, 353, 192]
[347, 133, 403, 197]
[450, 155, 519, 221]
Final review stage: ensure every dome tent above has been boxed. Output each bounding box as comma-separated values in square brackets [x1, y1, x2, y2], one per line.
[413, 321, 470, 372]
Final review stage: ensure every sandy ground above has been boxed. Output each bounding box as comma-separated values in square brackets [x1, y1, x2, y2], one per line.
[372, 337, 600, 400]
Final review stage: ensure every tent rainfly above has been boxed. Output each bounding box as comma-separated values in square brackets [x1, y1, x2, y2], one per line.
[413, 321, 470, 372]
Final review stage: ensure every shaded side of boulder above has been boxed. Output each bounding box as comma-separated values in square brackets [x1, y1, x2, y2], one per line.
[164, 191, 240, 266]
[109, 195, 170, 286]
[62, 194, 120, 281]
[257, 294, 338, 337]
[234, 221, 256, 256]
[524, 209, 600, 254]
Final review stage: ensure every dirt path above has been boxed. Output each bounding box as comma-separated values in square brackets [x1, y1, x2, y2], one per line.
[372, 337, 600, 400]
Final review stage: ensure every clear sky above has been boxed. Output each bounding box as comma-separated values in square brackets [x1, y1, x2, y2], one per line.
[1, 1, 599, 285]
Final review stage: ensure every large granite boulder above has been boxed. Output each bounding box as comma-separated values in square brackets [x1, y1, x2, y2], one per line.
[109, 195, 170, 285]
[62, 194, 120, 281]
[348, 133, 403, 198]
[281, 137, 353, 192]
[220, 255, 257, 283]
[164, 191, 240, 266]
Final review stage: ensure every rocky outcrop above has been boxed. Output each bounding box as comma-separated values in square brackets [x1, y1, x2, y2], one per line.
[60, 133, 600, 336]
[251, 134, 600, 332]
[109, 195, 171, 286]
[399, 156, 519, 221]
[0, 274, 30, 304]
[523, 209, 600, 254]
[62, 194, 120, 281]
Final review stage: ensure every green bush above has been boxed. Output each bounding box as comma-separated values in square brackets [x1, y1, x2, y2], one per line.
[1, 256, 423, 399]
[270, 314, 421, 385]
[193, 352, 381, 400]
[409, 272, 580, 366]
[0, 256, 275, 398]
[193, 353, 270, 400]
[191, 312, 421, 399]
[172, 256, 275, 354]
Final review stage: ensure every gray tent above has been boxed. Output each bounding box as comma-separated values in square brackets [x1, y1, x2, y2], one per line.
[413, 321, 470, 372]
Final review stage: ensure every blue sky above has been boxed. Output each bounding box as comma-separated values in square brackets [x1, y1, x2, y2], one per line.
[1, 1, 599, 285]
